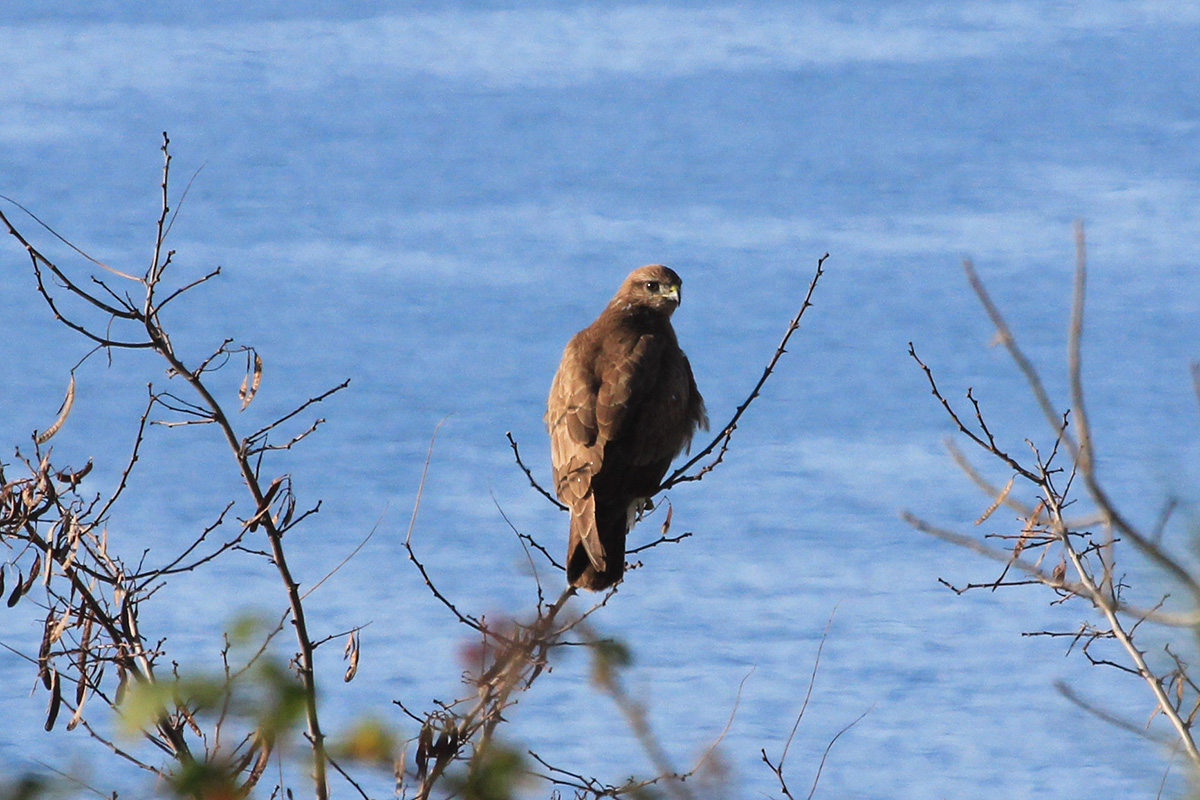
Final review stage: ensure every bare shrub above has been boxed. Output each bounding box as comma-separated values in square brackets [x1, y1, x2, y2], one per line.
[2, 136, 834, 799]
[906, 223, 1200, 772]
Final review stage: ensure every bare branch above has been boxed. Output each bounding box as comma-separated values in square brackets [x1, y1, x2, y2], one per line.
[781, 608, 837, 770]
[907, 343, 1039, 483]
[154, 266, 222, 313]
[1067, 221, 1091, 475]
[405, 420, 485, 632]
[804, 704, 872, 800]
[506, 432, 566, 511]
[963, 258, 1068, 447]
[244, 380, 351, 451]
[661, 253, 827, 490]
[0, 194, 139, 281]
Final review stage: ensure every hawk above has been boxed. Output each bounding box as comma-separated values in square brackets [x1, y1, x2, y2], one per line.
[546, 265, 708, 591]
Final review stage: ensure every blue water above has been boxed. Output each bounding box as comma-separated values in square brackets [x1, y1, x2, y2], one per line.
[2, 3, 1200, 797]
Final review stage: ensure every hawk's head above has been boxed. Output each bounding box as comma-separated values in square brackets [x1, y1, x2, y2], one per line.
[615, 264, 683, 315]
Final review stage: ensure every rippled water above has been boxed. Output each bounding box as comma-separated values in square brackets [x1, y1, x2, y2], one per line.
[2, 3, 1200, 797]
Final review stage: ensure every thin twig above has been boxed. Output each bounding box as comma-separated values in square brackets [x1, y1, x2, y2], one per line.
[301, 520, 380, 601]
[506, 432, 565, 511]
[245, 380, 351, 449]
[805, 705, 872, 800]
[405, 420, 485, 632]
[781, 608, 837, 770]
[963, 258, 1067, 449]
[908, 343, 1039, 483]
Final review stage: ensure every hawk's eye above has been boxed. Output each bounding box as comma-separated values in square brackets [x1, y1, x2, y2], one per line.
[645, 280, 660, 293]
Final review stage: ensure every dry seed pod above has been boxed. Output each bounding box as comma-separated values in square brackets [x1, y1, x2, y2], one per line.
[26, 554, 41, 591]
[248, 476, 284, 531]
[75, 647, 88, 701]
[344, 631, 360, 683]
[416, 724, 433, 778]
[76, 667, 89, 705]
[56, 459, 93, 486]
[239, 352, 263, 410]
[49, 610, 73, 646]
[7, 571, 23, 607]
[45, 668, 62, 732]
[67, 697, 86, 731]
[35, 374, 75, 445]
[70, 665, 97, 729]
[279, 493, 296, 529]
[38, 620, 53, 690]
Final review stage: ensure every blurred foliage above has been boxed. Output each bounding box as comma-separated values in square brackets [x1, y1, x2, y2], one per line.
[331, 716, 399, 766]
[446, 742, 529, 800]
[589, 637, 632, 690]
[119, 659, 306, 747]
[110, 615, 310, 797]
[169, 759, 242, 800]
[0, 777, 49, 800]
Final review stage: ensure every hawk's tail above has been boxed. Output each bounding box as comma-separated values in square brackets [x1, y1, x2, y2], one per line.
[567, 499, 630, 591]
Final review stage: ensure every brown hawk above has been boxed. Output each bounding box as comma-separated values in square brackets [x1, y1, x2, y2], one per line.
[546, 265, 708, 591]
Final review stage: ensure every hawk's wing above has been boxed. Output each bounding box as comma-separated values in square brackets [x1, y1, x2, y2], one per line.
[595, 333, 664, 448]
[547, 329, 665, 572]
[547, 335, 597, 469]
[546, 334, 604, 570]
